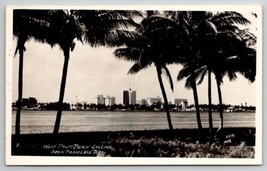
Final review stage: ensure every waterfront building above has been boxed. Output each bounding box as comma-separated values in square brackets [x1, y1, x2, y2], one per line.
[123, 89, 136, 105]
[106, 96, 116, 106]
[123, 90, 129, 105]
[174, 98, 188, 109]
[146, 97, 162, 105]
[97, 95, 105, 105]
[110, 97, 116, 106]
[141, 99, 148, 105]
[97, 95, 116, 106]
[130, 91, 136, 105]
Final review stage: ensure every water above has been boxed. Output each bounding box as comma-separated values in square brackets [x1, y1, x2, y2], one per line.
[11, 111, 255, 134]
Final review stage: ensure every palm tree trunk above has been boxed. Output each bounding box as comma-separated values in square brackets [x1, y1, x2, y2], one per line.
[156, 66, 173, 130]
[208, 68, 213, 134]
[53, 47, 70, 134]
[216, 77, 223, 130]
[15, 47, 24, 136]
[190, 75, 202, 130]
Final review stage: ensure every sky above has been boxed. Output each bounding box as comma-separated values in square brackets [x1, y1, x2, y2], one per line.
[11, 11, 258, 106]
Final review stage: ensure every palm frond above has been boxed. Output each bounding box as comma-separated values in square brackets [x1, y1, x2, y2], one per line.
[177, 64, 191, 81]
[105, 30, 141, 47]
[76, 10, 142, 47]
[128, 63, 142, 74]
[211, 11, 250, 26]
[238, 29, 257, 47]
[185, 76, 193, 89]
[142, 15, 180, 32]
[162, 65, 174, 92]
[214, 72, 224, 85]
[114, 48, 140, 62]
[205, 20, 218, 34]
[227, 70, 237, 81]
[128, 61, 151, 74]
[196, 66, 207, 85]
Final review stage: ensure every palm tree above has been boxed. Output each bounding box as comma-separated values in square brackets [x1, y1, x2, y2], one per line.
[114, 12, 183, 130]
[177, 62, 204, 130]
[213, 30, 256, 130]
[14, 9, 141, 135]
[45, 10, 142, 134]
[164, 11, 209, 130]
[13, 10, 51, 135]
[165, 11, 253, 135]
[194, 12, 252, 133]
[197, 32, 255, 131]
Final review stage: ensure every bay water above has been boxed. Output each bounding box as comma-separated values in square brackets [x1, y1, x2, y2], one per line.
[11, 111, 255, 134]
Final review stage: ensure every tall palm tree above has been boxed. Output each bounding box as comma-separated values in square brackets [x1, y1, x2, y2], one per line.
[177, 62, 204, 130]
[114, 12, 183, 130]
[195, 12, 252, 133]
[47, 10, 142, 134]
[213, 30, 256, 130]
[164, 11, 210, 130]
[14, 9, 141, 135]
[165, 11, 252, 135]
[197, 31, 256, 131]
[13, 10, 51, 135]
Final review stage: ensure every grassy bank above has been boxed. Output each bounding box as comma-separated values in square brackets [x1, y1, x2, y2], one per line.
[12, 127, 255, 158]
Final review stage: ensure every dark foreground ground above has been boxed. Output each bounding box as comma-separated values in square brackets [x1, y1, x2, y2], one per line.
[12, 128, 255, 158]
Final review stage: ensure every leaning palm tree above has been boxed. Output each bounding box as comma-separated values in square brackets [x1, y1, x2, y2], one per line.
[44, 10, 142, 134]
[13, 10, 51, 135]
[114, 12, 183, 130]
[214, 30, 256, 130]
[177, 62, 205, 130]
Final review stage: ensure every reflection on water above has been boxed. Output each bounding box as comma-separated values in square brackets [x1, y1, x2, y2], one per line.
[11, 111, 255, 134]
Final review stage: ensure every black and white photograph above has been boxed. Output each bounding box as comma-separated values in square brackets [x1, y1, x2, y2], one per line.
[5, 5, 262, 165]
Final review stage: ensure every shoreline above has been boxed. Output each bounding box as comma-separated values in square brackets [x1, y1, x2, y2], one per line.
[12, 109, 256, 113]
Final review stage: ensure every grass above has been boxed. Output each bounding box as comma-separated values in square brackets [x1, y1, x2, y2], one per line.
[11, 127, 255, 158]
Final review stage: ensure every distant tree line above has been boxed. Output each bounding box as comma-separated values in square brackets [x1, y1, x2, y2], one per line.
[12, 100, 255, 112]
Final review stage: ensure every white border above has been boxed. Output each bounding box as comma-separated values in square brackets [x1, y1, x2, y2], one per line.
[5, 5, 263, 165]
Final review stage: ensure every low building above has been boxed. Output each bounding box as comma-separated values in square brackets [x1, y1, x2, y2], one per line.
[174, 98, 188, 110]
[141, 99, 148, 106]
[146, 97, 162, 106]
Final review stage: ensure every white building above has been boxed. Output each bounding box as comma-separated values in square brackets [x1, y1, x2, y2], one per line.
[97, 95, 105, 105]
[106, 96, 116, 106]
[174, 98, 188, 109]
[97, 95, 116, 106]
[146, 97, 162, 105]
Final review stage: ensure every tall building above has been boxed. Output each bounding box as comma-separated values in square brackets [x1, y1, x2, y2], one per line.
[106, 96, 116, 106]
[110, 97, 116, 106]
[130, 91, 136, 105]
[97, 95, 105, 105]
[123, 91, 129, 105]
[123, 89, 136, 105]
[97, 95, 116, 106]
